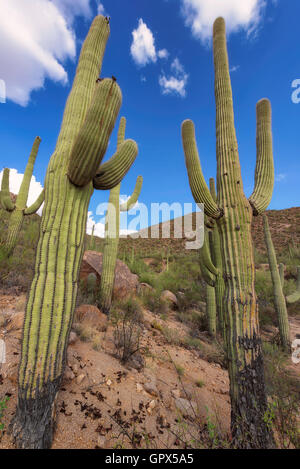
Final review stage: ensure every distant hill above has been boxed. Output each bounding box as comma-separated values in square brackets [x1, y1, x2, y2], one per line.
[119, 207, 300, 256]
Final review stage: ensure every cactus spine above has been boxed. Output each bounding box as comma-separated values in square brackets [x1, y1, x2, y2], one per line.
[0, 138, 44, 255]
[99, 117, 143, 314]
[182, 18, 275, 448]
[12, 16, 138, 449]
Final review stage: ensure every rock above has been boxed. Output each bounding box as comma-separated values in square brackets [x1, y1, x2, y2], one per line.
[75, 304, 107, 331]
[160, 290, 178, 308]
[127, 352, 145, 371]
[80, 251, 139, 300]
[171, 389, 181, 399]
[136, 383, 143, 393]
[106, 379, 112, 386]
[147, 399, 156, 414]
[68, 331, 78, 345]
[6, 311, 24, 331]
[64, 367, 75, 380]
[175, 398, 197, 420]
[144, 382, 159, 397]
[76, 373, 86, 385]
[139, 283, 154, 293]
[97, 435, 109, 448]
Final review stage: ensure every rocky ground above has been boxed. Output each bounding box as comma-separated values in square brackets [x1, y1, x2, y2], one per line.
[0, 290, 299, 449]
[0, 292, 232, 449]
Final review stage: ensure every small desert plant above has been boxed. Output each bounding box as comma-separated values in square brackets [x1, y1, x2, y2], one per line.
[263, 342, 300, 448]
[0, 395, 10, 436]
[111, 298, 144, 363]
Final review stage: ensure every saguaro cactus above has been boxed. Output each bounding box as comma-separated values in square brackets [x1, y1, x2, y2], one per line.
[99, 116, 143, 314]
[181, 18, 275, 448]
[88, 224, 96, 250]
[11, 16, 138, 449]
[0, 138, 45, 255]
[263, 214, 300, 350]
[199, 178, 225, 339]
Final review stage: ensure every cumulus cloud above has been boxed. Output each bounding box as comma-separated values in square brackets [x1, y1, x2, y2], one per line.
[86, 209, 137, 238]
[180, 0, 267, 43]
[275, 173, 287, 182]
[0, 0, 93, 106]
[130, 19, 157, 67]
[230, 65, 240, 73]
[0, 168, 44, 216]
[96, 1, 106, 16]
[158, 48, 169, 59]
[52, 0, 92, 23]
[159, 58, 188, 98]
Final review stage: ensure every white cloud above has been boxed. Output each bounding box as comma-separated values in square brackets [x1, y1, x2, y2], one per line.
[86, 211, 105, 237]
[158, 48, 169, 59]
[130, 19, 157, 67]
[230, 65, 240, 73]
[52, 0, 92, 23]
[180, 0, 267, 43]
[159, 58, 188, 98]
[275, 173, 287, 182]
[0, 0, 93, 106]
[86, 210, 137, 238]
[96, 1, 106, 16]
[0, 168, 44, 216]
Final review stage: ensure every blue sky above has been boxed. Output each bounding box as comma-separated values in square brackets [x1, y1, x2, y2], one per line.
[0, 0, 299, 235]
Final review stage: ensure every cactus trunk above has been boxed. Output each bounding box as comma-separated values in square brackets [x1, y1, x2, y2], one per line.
[100, 183, 120, 314]
[263, 215, 290, 350]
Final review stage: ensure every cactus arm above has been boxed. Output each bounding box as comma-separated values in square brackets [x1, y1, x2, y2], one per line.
[24, 189, 45, 215]
[120, 175, 143, 212]
[93, 139, 138, 190]
[249, 99, 274, 215]
[200, 227, 219, 276]
[0, 168, 15, 211]
[206, 284, 217, 337]
[15, 137, 41, 209]
[181, 119, 223, 219]
[263, 214, 290, 350]
[67, 78, 122, 187]
[286, 266, 300, 304]
[278, 263, 285, 288]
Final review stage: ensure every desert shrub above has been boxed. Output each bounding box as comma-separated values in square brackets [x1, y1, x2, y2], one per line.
[263, 342, 300, 448]
[255, 270, 275, 309]
[111, 297, 144, 363]
[0, 394, 10, 437]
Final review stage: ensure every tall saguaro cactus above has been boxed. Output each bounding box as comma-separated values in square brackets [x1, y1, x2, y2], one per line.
[263, 214, 300, 350]
[99, 116, 143, 314]
[11, 16, 138, 449]
[181, 18, 275, 448]
[0, 138, 45, 255]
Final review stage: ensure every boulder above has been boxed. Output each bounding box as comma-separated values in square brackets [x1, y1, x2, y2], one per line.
[75, 304, 107, 331]
[175, 397, 197, 420]
[80, 251, 139, 300]
[160, 290, 178, 308]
